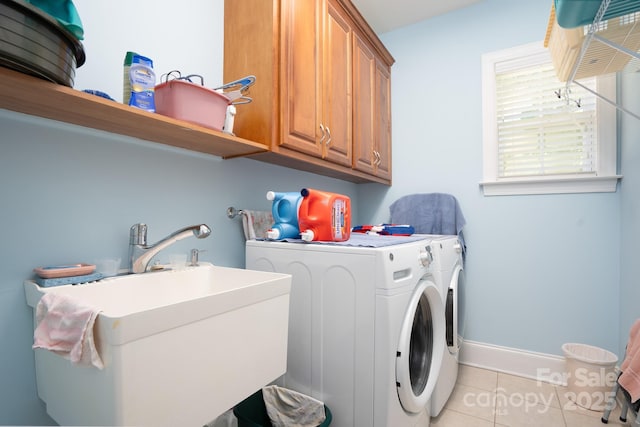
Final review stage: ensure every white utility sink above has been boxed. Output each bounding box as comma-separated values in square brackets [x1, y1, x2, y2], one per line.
[24, 263, 292, 427]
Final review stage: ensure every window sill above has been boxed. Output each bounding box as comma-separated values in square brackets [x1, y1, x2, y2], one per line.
[480, 175, 622, 196]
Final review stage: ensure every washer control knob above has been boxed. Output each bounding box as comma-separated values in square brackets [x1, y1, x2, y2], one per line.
[419, 245, 433, 267]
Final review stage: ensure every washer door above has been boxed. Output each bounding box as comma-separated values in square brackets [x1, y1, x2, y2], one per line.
[445, 263, 465, 354]
[395, 277, 445, 413]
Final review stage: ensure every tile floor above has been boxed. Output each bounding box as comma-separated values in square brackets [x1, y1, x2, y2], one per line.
[431, 365, 634, 427]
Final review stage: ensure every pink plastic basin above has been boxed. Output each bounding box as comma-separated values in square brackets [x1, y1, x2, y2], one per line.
[154, 80, 230, 131]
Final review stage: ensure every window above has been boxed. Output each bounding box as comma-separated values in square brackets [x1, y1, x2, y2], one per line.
[480, 42, 620, 196]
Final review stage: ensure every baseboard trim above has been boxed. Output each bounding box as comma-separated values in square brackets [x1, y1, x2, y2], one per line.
[459, 339, 567, 385]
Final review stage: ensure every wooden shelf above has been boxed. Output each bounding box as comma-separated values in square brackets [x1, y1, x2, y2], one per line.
[0, 66, 268, 158]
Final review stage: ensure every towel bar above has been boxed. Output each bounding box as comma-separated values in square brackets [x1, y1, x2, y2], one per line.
[226, 207, 244, 219]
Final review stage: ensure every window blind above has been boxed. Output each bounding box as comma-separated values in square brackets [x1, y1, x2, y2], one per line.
[494, 59, 598, 178]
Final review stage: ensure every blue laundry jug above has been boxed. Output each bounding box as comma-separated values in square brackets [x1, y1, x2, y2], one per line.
[266, 191, 302, 239]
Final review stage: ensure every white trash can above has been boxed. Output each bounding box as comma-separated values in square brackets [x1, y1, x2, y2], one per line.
[562, 343, 618, 411]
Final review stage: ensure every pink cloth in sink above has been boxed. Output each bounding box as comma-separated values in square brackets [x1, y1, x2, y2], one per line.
[33, 293, 104, 369]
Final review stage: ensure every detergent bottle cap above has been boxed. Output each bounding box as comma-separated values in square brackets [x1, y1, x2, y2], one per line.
[300, 229, 315, 242]
[266, 191, 276, 201]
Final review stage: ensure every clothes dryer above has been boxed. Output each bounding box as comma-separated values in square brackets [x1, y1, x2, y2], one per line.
[246, 237, 446, 427]
[427, 235, 466, 417]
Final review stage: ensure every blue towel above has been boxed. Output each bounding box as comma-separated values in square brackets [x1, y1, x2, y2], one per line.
[389, 193, 467, 255]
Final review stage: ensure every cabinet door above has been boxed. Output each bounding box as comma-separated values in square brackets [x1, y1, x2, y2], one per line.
[322, 0, 352, 167]
[352, 31, 376, 175]
[280, 0, 323, 156]
[374, 59, 392, 180]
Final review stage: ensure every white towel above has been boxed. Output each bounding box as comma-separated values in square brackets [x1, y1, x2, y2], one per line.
[262, 385, 325, 427]
[241, 210, 273, 240]
[33, 293, 104, 369]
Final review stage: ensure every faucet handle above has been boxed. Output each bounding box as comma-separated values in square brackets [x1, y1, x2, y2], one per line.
[130, 223, 148, 245]
[190, 248, 207, 266]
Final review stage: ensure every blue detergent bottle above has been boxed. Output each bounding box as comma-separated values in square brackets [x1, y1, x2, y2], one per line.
[266, 191, 302, 239]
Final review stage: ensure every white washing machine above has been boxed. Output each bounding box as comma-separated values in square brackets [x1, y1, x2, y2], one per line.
[427, 235, 466, 417]
[246, 237, 446, 427]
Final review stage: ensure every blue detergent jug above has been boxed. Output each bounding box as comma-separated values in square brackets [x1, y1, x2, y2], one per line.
[266, 191, 302, 239]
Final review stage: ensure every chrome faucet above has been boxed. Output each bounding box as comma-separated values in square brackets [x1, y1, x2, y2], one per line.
[128, 223, 211, 273]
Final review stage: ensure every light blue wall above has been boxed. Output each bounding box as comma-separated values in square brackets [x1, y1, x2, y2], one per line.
[0, 112, 358, 425]
[0, 2, 356, 423]
[1, 0, 634, 425]
[619, 70, 640, 356]
[359, 0, 622, 357]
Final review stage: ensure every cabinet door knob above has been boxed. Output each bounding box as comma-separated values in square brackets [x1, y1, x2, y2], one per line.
[319, 124, 326, 144]
[325, 126, 331, 146]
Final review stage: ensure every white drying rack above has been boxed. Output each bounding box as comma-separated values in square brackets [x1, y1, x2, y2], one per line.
[557, 0, 640, 120]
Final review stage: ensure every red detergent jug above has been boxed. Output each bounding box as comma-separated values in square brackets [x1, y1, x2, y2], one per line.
[298, 188, 351, 242]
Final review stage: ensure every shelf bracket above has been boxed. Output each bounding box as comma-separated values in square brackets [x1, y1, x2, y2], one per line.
[592, 33, 640, 61]
[572, 79, 640, 121]
[566, 0, 611, 85]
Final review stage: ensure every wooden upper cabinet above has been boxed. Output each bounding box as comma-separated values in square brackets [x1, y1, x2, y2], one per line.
[374, 59, 392, 181]
[280, 0, 322, 156]
[322, 0, 352, 167]
[223, 0, 280, 146]
[353, 31, 392, 180]
[352, 31, 376, 175]
[281, 0, 351, 167]
[224, 0, 394, 184]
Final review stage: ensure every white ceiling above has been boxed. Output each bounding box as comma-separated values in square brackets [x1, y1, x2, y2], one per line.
[351, 0, 482, 34]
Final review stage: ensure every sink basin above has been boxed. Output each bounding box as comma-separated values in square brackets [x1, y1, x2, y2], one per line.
[24, 263, 292, 427]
